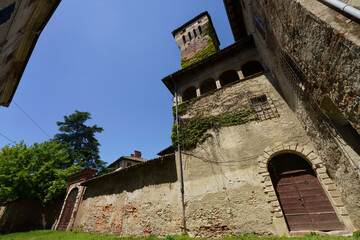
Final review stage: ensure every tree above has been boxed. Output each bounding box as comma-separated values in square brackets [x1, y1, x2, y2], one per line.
[54, 110, 106, 170]
[0, 140, 81, 203]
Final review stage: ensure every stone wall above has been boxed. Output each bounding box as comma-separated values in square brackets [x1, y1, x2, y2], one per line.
[178, 73, 347, 237]
[0, 199, 62, 233]
[72, 155, 183, 236]
[240, 0, 360, 228]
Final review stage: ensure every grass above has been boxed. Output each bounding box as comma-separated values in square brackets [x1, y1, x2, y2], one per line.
[0, 230, 359, 240]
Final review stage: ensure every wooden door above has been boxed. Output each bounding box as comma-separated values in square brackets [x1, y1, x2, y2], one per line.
[269, 154, 344, 231]
[57, 188, 78, 231]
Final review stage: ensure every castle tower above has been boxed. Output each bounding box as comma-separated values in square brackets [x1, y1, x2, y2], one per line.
[172, 11, 220, 69]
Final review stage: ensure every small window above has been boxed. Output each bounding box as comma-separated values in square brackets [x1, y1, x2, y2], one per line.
[193, 29, 197, 37]
[188, 32, 192, 40]
[198, 26, 202, 34]
[0, 3, 15, 26]
[251, 95, 274, 120]
[182, 35, 186, 44]
[182, 86, 197, 101]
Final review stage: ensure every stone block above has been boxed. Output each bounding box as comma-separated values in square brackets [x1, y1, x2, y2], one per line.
[332, 197, 344, 207]
[312, 158, 322, 165]
[327, 184, 337, 191]
[319, 173, 329, 180]
[275, 212, 283, 218]
[301, 146, 313, 156]
[329, 190, 339, 197]
[322, 178, 333, 185]
[338, 207, 348, 216]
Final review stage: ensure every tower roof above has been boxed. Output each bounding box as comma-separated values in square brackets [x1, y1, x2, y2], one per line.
[171, 11, 220, 46]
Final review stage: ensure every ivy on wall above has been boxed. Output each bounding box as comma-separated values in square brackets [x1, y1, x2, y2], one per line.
[171, 108, 256, 150]
[180, 23, 220, 69]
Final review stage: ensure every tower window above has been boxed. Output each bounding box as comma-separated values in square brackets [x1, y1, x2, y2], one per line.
[198, 26, 202, 34]
[188, 32, 192, 40]
[182, 35, 186, 44]
[193, 29, 197, 37]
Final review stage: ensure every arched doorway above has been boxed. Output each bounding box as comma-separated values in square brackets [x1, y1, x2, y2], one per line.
[268, 153, 343, 232]
[57, 188, 78, 231]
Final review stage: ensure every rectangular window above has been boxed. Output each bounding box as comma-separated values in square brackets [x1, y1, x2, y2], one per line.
[193, 29, 197, 37]
[182, 35, 186, 44]
[281, 50, 307, 96]
[0, 3, 15, 26]
[198, 26, 202, 34]
[188, 32, 192, 40]
[251, 95, 276, 120]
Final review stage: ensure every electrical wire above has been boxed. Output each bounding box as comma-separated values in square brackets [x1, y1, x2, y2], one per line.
[0, 132, 15, 144]
[12, 101, 51, 138]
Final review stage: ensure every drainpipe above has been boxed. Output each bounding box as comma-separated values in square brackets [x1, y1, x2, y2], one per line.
[320, 0, 360, 21]
[172, 75, 187, 232]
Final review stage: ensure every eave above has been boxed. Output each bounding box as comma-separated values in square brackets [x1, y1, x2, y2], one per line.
[0, 0, 61, 107]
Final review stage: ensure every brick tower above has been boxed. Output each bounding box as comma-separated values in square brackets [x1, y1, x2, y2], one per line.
[172, 11, 220, 69]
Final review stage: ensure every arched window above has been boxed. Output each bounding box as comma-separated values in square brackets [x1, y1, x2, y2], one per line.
[268, 153, 343, 232]
[241, 60, 265, 77]
[200, 78, 217, 95]
[219, 70, 239, 86]
[182, 86, 197, 101]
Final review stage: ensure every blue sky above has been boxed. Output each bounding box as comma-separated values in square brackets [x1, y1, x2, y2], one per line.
[0, 1, 234, 164]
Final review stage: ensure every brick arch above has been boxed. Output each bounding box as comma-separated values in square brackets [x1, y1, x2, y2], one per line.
[257, 143, 353, 235]
[55, 185, 81, 231]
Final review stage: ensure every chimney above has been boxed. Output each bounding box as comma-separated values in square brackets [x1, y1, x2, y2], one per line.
[134, 150, 142, 158]
[172, 11, 220, 69]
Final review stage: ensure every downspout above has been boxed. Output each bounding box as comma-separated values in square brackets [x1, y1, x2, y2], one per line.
[171, 75, 187, 232]
[320, 0, 360, 21]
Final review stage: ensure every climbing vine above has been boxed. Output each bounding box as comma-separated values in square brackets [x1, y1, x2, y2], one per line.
[171, 108, 257, 150]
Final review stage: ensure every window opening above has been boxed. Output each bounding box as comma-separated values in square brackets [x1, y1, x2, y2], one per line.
[251, 95, 277, 120]
[219, 70, 239, 86]
[241, 61, 265, 77]
[281, 50, 307, 96]
[198, 26, 202, 34]
[182, 86, 197, 101]
[193, 29, 197, 37]
[188, 32, 192, 40]
[0, 3, 15, 26]
[200, 78, 217, 95]
[182, 35, 186, 44]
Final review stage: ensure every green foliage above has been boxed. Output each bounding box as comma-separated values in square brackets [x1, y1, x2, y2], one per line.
[171, 109, 256, 149]
[180, 23, 219, 69]
[55, 110, 105, 171]
[0, 230, 357, 240]
[0, 141, 81, 204]
[353, 230, 360, 238]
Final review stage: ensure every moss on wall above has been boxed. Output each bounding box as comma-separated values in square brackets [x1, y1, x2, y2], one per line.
[171, 108, 256, 150]
[180, 23, 219, 69]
